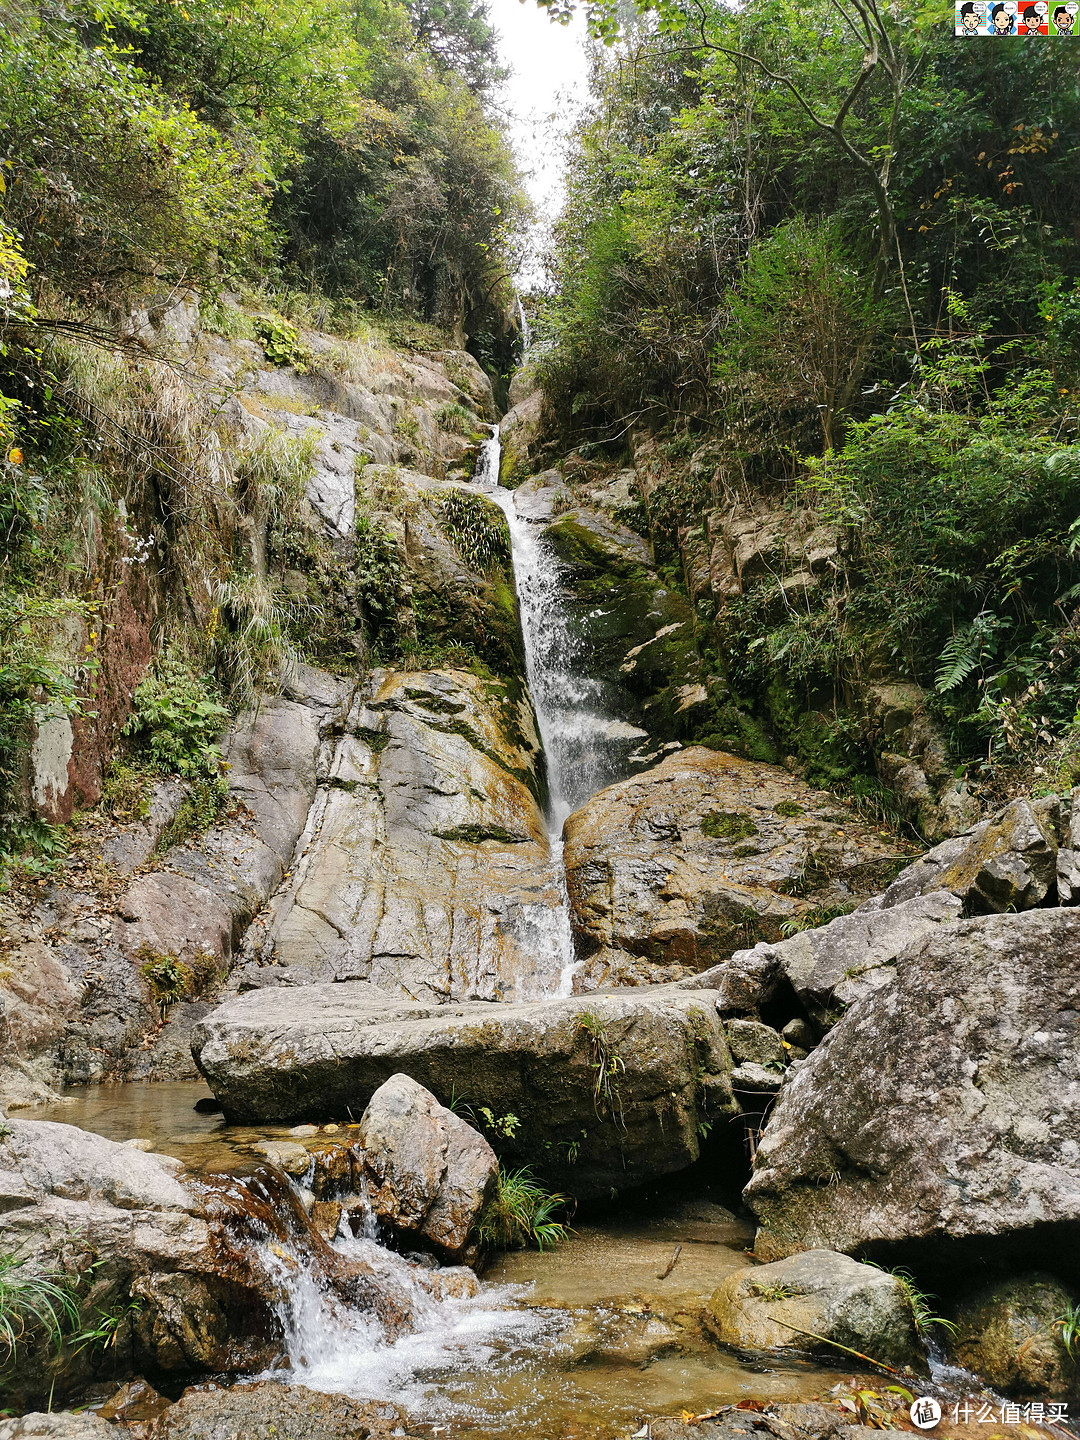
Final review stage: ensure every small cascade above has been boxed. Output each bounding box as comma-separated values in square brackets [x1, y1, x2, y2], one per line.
[476, 423, 632, 994]
[240, 1169, 559, 1417]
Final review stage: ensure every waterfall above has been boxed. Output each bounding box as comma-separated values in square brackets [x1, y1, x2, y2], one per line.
[245, 1176, 559, 1416]
[474, 424, 634, 995]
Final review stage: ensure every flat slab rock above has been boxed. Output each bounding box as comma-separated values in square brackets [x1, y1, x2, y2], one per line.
[192, 981, 735, 1201]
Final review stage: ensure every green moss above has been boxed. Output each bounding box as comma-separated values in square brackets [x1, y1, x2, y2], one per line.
[732, 843, 760, 857]
[354, 726, 391, 753]
[701, 810, 756, 842]
[774, 801, 805, 817]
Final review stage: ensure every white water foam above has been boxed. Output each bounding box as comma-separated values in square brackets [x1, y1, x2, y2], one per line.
[255, 1225, 561, 1417]
[475, 424, 633, 994]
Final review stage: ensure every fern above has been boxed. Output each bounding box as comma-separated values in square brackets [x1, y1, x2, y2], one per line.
[935, 610, 1002, 693]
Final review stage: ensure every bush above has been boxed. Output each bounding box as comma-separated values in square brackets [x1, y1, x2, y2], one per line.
[1, 13, 269, 301]
[475, 1166, 570, 1252]
[122, 654, 227, 779]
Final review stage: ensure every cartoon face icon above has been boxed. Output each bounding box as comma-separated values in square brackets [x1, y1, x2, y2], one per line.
[1021, 4, 1042, 27]
[991, 3, 1013, 29]
[1053, 4, 1072, 28]
[959, 2, 982, 29]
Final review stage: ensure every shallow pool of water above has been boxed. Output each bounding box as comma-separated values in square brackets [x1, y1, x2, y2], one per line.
[36, 1082, 867, 1437]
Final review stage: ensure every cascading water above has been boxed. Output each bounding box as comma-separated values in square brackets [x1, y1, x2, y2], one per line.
[255, 1223, 556, 1414]
[474, 424, 634, 995]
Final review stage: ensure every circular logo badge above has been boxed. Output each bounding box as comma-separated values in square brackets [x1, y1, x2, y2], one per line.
[910, 1397, 942, 1430]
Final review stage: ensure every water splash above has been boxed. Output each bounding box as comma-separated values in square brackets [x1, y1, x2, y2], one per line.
[255, 1223, 559, 1415]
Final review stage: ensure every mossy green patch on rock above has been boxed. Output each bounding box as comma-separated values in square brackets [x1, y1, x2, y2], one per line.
[701, 810, 756, 843]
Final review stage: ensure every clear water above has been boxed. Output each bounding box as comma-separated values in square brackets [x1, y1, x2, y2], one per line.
[40, 1082, 863, 1436]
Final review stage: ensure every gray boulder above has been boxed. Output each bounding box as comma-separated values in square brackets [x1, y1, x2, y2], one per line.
[703, 890, 961, 1029]
[0, 1417, 115, 1439]
[192, 981, 735, 1201]
[745, 909, 1080, 1269]
[704, 1249, 921, 1368]
[865, 796, 1061, 914]
[357, 1073, 497, 1260]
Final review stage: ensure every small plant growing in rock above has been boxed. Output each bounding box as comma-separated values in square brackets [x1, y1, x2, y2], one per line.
[123, 653, 228, 780]
[436, 401, 473, 434]
[575, 1010, 626, 1130]
[750, 1282, 795, 1302]
[254, 315, 309, 372]
[1054, 1301, 1080, 1360]
[437, 490, 511, 575]
[477, 1107, 521, 1140]
[137, 945, 216, 1020]
[862, 1262, 957, 1336]
[0, 1252, 79, 1365]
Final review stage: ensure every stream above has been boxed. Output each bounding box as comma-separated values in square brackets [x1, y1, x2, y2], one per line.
[31, 430, 870, 1432]
[38, 1083, 860, 1436]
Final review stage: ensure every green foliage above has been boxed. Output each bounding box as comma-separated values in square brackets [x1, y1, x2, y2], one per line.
[1054, 1301, 1080, 1361]
[862, 1263, 957, 1337]
[234, 427, 317, 532]
[138, 944, 218, 1018]
[437, 489, 510, 575]
[435, 401, 474, 434]
[575, 1010, 625, 1128]
[1, 6, 269, 301]
[254, 316, 310, 372]
[157, 775, 229, 851]
[475, 1166, 571, 1252]
[0, 1252, 79, 1366]
[123, 654, 228, 780]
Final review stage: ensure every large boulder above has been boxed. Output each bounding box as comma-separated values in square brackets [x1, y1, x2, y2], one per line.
[356, 1073, 497, 1260]
[745, 909, 1080, 1272]
[0, 1118, 269, 1405]
[946, 1272, 1079, 1398]
[697, 890, 961, 1031]
[704, 1249, 921, 1368]
[0, 1117, 444, 1407]
[191, 982, 736, 1201]
[237, 668, 572, 1002]
[564, 748, 909, 989]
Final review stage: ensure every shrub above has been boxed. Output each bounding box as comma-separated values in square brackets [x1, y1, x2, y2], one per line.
[122, 653, 227, 779]
[475, 1166, 570, 1252]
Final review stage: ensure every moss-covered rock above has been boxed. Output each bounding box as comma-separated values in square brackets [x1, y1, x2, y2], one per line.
[947, 1273, 1079, 1397]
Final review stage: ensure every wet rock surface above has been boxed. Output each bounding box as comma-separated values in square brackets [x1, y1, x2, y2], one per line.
[236, 667, 570, 1002]
[192, 981, 735, 1200]
[564, 747, 909, 989]
[703, 1248, 921, 1368]
[142, 1381, 404, 1439]
[745, 908, 1080, 1271]
[946, 1272, 1080, 1398]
